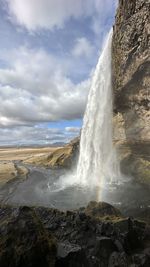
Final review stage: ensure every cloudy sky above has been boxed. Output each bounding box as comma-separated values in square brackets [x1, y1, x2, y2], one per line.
[0, 0, 117, 146]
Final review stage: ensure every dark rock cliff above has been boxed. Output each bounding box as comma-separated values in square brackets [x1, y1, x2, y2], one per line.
[112, 0, 150, 184]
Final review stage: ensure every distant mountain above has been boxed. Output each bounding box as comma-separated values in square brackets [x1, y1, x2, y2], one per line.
[50, 142, 66, 147]
[0, 142, 66, 149]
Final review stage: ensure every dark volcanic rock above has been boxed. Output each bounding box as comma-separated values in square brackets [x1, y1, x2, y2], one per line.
[108, 251, 128, 267]
[0, 202, 150, 267]
[94, 237, 117, 266]
[85, 201, 122, 219]
[132, 253, 150, 267]
[56, 242, 88, 267]
[0, 206, 57, 267]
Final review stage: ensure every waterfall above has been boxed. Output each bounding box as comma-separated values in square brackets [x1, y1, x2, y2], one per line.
[46, 29, 120, 197]
[76, 29, 120, 188]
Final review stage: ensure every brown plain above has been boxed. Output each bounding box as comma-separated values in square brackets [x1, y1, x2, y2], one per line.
[0, 147, 59, 161]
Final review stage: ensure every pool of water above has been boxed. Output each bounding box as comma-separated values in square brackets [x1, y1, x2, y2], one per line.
[0, 165, 149, 216]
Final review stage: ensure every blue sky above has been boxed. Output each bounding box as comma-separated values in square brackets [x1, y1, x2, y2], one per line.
[0, 0, 117, 145]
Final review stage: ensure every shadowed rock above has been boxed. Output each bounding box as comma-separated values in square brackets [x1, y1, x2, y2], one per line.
[0, 202, 149, 267]
[0, 206, 57, 267]
[112, 0, 150, 186]
[85, 201, 122, 219]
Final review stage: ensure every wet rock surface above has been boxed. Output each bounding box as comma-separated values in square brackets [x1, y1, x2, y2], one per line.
[0, 202, 150, 267]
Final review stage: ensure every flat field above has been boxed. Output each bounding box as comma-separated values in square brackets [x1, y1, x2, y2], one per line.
[0, 146, 58, 161]
[0, 146, 59, 186]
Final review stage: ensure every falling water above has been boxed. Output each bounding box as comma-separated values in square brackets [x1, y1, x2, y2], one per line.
[76, 29, 120, 189]
[39, 29, 120, 201]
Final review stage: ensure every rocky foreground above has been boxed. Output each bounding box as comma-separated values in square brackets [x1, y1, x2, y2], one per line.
[0, 201, 150, 267]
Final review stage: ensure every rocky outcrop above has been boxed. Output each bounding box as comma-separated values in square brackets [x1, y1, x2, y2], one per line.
[23, 138, 79, 169]
[84, 201, 122, 219]
[0, 162, 28, 187]
[0, 202, 150, 267]
[112, 0, 150, 185]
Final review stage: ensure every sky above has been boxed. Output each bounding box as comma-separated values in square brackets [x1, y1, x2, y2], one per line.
[0, 0, 118, 146]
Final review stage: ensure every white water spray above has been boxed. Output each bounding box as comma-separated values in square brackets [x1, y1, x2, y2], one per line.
[76, 29, 120, 188]
[47, 29, 120, 195]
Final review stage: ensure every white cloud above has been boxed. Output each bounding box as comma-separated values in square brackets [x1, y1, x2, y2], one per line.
[72, 37, 94, 58]
[0, 125, 80, 146]
[65, 127, 80, 133]
[5, 0, 91, 31]
[0, 0, 118, 145]
[0, 126, 63, 145]
[91, 0, 118, 36]
[0, 47, 90, 127]
[5, 0, 118, 31]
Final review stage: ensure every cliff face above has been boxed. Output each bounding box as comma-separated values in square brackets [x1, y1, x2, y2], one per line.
[112, 0, 150, 183]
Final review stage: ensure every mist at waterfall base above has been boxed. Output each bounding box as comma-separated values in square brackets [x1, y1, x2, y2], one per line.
[1, 31, 149, 213]
[45, 29, 123, 202]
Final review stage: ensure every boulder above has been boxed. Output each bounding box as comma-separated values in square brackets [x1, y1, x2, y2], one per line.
[94, 237, 117, 266]
[56, 242, 88, 267]
[85, 201, 122, 219]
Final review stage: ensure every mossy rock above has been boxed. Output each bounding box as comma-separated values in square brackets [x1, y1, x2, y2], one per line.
[84, 201, 122, 220]
[0, 206, 57, 267]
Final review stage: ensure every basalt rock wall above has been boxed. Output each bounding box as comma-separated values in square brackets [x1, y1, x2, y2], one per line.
[112, 0, 150, 184]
